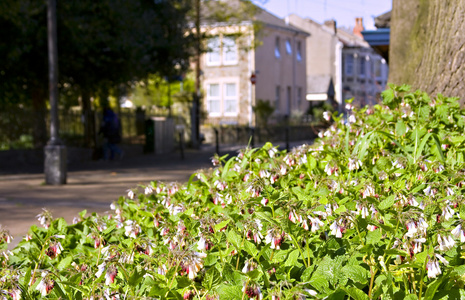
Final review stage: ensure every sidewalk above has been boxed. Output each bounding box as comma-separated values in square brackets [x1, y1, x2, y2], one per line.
[0, 140, 310, 247]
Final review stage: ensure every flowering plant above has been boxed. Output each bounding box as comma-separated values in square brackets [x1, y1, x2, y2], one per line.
[2, 85, 465, 299]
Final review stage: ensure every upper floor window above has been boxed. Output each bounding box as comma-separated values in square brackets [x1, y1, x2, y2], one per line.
[296, 41, 302, 61]
[206, 35, 237, 66]
[206, 37, 221, 66]
[345, 54, 354, 76]
[222, 36, 237, 65]
[285, 39, 292, 54]
[275, 37, 281, 58]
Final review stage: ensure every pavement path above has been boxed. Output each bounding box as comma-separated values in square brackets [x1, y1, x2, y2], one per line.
[0, 141, 311, 248]
[0, 145, 226, 246]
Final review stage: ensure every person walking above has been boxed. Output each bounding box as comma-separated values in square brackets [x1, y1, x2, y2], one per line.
[99, 107, 124, 161]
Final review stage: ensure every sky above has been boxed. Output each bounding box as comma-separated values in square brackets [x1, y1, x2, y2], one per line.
[253, 0, 392, 30]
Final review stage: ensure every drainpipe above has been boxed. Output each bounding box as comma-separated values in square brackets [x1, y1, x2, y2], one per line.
[335, 41, 343, 112]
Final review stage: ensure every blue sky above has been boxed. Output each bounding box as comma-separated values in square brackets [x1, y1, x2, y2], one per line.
[253, 0, 392, 30]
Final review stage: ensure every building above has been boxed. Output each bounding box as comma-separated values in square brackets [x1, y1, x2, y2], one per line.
[287, 15, 389, 110]
[200, 6, 309, 126]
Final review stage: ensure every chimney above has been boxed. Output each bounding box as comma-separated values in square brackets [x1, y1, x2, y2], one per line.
[353, 17, 364, 38]
[323, 19, 337, 34]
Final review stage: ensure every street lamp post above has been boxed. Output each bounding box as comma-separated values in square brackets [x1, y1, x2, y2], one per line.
[44, 0, 67, 185]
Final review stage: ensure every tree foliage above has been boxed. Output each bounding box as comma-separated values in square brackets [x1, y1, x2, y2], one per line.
[0, 0, 192, 146]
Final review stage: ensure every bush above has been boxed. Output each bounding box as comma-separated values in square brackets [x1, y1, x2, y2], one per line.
[2, 85, 465, 299]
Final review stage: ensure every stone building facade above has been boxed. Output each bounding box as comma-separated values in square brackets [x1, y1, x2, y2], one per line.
[201, 9, 308, 126]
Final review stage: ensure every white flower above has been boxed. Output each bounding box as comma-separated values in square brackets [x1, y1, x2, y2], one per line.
[96, 262, 106, 278]
[348, 114, 356, 124]
[323, 111, 331, 121]
[127, 189, 135, 199]
[348, 158, 362, 171]
[405, 221, 418, 238]
[329, 221, 343, 238]
[36, 279, 48, 297]
[197, 237, 206, 251]
[144, 185, 153, 195]
[426, 259, 441, 278]
[451, 224, 465, 242]
[438, 234, 455, 251]
[442, 206, 455, 221]
[309, 216, 324, 232]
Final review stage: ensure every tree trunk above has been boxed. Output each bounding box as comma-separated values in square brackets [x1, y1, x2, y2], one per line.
[389, 0, 465, 101]
[31, 86, 47, 148]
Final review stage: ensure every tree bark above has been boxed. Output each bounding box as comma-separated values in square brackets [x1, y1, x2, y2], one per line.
[389, 0, 465, 101]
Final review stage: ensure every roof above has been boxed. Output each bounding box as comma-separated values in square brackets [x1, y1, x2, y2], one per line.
[307, 75, 334, 95]
[254, 9, 309, 36]
[374, 11, 391, 28]
[199, 0, 308, 36]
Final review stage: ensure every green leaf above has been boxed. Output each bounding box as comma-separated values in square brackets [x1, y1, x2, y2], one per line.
[218, 284, 243, 300]
[343, 287, 369, 300]
[203, 266, 222, 290]
[243, 240, 258, 257]
[415, 132, 432, 161]
[378, 195, 396, 210]
[226, 230, 242, 250]
[431, 133, 446, 163]
[404, 294, 418, 300]
[284, 249, 300, 267]
[334, 205, 347, 214]
[366, 229, 382, 245]
[423, 276, 444, 300]
[396, 120, 407, 136]
[342, 265, 368, 284]
[57, 255, 73, 271]
[214, 219, 230, 232]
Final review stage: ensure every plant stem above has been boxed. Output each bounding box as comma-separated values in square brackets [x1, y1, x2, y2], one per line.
[368, 266, 377, 299]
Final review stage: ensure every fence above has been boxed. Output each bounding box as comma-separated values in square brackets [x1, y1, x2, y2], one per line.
[201, 124, 323, 147]
[0, 108, 160, 150]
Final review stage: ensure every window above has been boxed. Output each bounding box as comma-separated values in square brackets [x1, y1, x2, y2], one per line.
[297, 87, 302, 107]
[206, 37, 220, 66]
[224, 83, 237, 114]
[374, 59, 381, 78]
[222, 36, 237, 65]
[275, 86, 281, 111]
[275, 37, 281, 58]
[345, 54, 354, 76]
[359, 56, 366, 77]
[206, 80, 238, 116]
[285, 39, 292, 54]
[296, 41, 302, 61]
[207, 84, 220, 114]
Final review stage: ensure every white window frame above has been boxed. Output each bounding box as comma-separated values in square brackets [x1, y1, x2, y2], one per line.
[205, 77, 240, 117]
[223, 82, 238, 116]
[222, 35, 238, 65]
[206, 36, 221, 66]
[206, 83, 221, 116]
